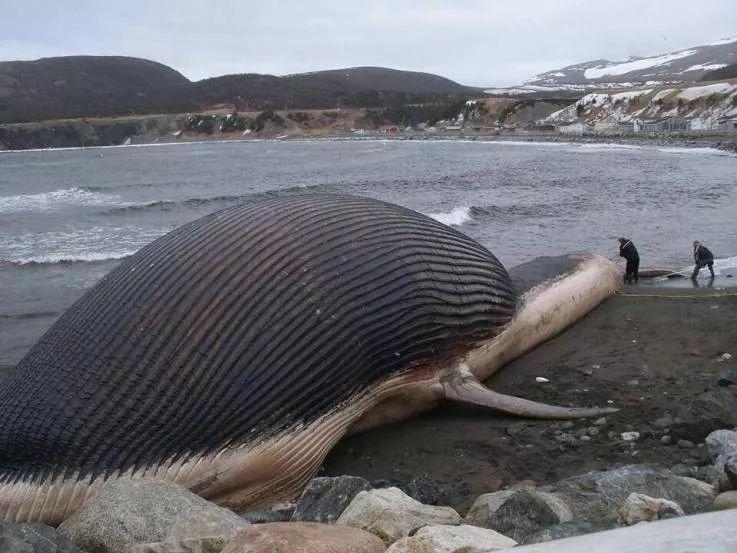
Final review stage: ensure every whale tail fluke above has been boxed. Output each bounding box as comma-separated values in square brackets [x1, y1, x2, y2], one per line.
[443, 365, 618, 420]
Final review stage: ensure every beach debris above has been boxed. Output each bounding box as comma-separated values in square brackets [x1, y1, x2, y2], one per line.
[621, 431, 640, 441]
[535, 377, 550, 383]
[336, 487, 460, 545]
[386, 524, 516, 552]
[291, 476, 371, 523]
[57, 479, 247, 553]
[221, 522, 385, 553]
[465, 488, 572, 544]
[617, 493, 684, 525]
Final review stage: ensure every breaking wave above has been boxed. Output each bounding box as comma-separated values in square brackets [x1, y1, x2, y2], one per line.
[0, 251, 135, 267]
[0, 187, 120, 214]
[428, 206, 473, 226]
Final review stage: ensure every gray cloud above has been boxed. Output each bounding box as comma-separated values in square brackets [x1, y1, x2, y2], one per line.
[2, 0, 736, 86]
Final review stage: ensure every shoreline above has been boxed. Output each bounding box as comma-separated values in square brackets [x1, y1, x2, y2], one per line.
[1, 130, 736, 154]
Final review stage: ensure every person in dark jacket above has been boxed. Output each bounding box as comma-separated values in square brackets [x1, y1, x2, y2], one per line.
[692, 241, 715, 280]
[618, 237, 640, 284]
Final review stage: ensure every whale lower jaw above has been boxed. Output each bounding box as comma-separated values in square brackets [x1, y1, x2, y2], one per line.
[0, 255, 620, 526]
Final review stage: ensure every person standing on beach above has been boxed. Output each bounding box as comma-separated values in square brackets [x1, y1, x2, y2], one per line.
[618, 238, 639, 284]
[692, 241, 715, 280]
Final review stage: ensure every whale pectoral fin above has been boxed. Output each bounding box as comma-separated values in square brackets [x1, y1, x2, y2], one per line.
[443, 365, 618, 420]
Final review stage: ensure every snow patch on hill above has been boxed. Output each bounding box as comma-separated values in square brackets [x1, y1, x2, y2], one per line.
[584, 50, 696, 80]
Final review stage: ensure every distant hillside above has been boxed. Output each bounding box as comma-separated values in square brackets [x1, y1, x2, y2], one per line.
[702, 63, 737, 81]
[194, 66, 475, 111]
[0, 57, 476, 123]
[0, 56, 196, 122]
[488, 35, 737, 96]
[541, 80, 737, 127]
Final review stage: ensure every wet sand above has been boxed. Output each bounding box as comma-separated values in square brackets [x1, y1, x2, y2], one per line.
[322, 279, 737, 512]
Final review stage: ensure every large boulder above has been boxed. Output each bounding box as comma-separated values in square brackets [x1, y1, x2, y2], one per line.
[706, 429, 737, 489]
[617, 493, 684, 525]
[291, 476, 372, 523]
[387, 524, 517, 552]
[465, 489, 572, 543]
[542, 465, 715, 526]
[0, 520, 86, 553]
[57, 479, 248, 553]
[337, 487, 461, 545]
[220, 522, 385, 553]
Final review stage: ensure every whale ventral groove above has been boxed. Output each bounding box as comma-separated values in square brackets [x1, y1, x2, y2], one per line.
[0, 193, 516, 485]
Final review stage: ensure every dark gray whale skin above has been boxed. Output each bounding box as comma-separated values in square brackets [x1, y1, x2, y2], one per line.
[0, 194, 515, 487]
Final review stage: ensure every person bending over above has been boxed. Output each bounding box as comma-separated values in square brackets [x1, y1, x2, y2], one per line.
[618, 237, 640, 284]
[692, 241, 715, 280]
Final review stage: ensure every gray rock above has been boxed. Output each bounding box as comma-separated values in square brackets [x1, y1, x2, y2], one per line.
[593, 417, 607, 426]
[677, 440, 695, 449]
[387, 524, 517, 552]
[617, 493, 685, 525]
[661, 435, 672, 445]
[291, 476, 372, 523]
[57, 479, 248, 553]
[713, 491, 737, 510]
[542, 465, 715, 527]
[523, 521, 598, 544]
[706, 429, 737, 490]
[241, 502, 295, 524]
[403, 475, 445, 506]
[653, 415, 674, 429]
[467, 489, 572, 543]
[336, 487, 461, 545]
[0, 521, 86, 553]
[220, 522, 385, 553]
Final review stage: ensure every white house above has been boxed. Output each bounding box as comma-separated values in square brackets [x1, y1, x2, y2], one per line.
[558, 122, 589, 135]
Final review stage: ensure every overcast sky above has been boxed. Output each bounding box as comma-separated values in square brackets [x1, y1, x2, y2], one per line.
[2, 1, 737, 86]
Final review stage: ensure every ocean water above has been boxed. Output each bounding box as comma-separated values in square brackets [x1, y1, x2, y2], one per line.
[1, 138, 736, 365]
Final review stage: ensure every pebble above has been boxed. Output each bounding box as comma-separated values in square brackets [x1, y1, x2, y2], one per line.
[593, 417, 607, 426]
[506, 422, 528, 436]
[719, 353, 733, 361]
[627, 379, 639, 387]
[621, 432, 640, 442]
[535, 377, 550, 383]
[678, 440, 695, 450]
[661, 435, 672, 445]
[575, 428, 589, 439]
[580, 368, 594, 377]
[652, 416, 674, 430]
[560, 421, 575, 430]
[580, 436, 592, 442]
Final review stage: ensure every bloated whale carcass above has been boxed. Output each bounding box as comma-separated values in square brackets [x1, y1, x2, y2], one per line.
[0, 194, 620, 524]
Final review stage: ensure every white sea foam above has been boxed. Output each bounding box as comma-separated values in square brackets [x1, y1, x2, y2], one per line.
[4, 251, 136, 266]
[686, 256, 737, 278]
[658, 147, 732, 157]
[0, 187, 120, 213]
[428, 206, 472, 227]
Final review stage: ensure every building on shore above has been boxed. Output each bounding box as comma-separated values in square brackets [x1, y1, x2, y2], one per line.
[634, 116, 689, 134]
[558, 122, 591, 135]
